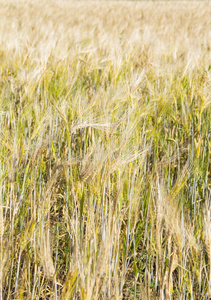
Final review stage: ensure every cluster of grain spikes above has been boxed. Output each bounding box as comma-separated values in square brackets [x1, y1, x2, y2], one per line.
[0, 0, 211, 299]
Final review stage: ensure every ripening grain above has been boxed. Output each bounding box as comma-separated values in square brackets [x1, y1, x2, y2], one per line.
[0, 0, 211, 299]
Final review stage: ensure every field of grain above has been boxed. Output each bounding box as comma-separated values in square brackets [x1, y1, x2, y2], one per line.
[0, 0, 211, 299]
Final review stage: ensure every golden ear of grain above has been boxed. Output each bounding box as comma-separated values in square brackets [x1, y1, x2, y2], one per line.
[205, 210, 211, 263]
[40, 230, 55, 280]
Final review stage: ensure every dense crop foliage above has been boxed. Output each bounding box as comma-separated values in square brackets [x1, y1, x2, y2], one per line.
[0, 1, 210, 299]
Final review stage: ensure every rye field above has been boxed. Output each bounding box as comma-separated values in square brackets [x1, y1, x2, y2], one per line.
[0, 0, 211, 299]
